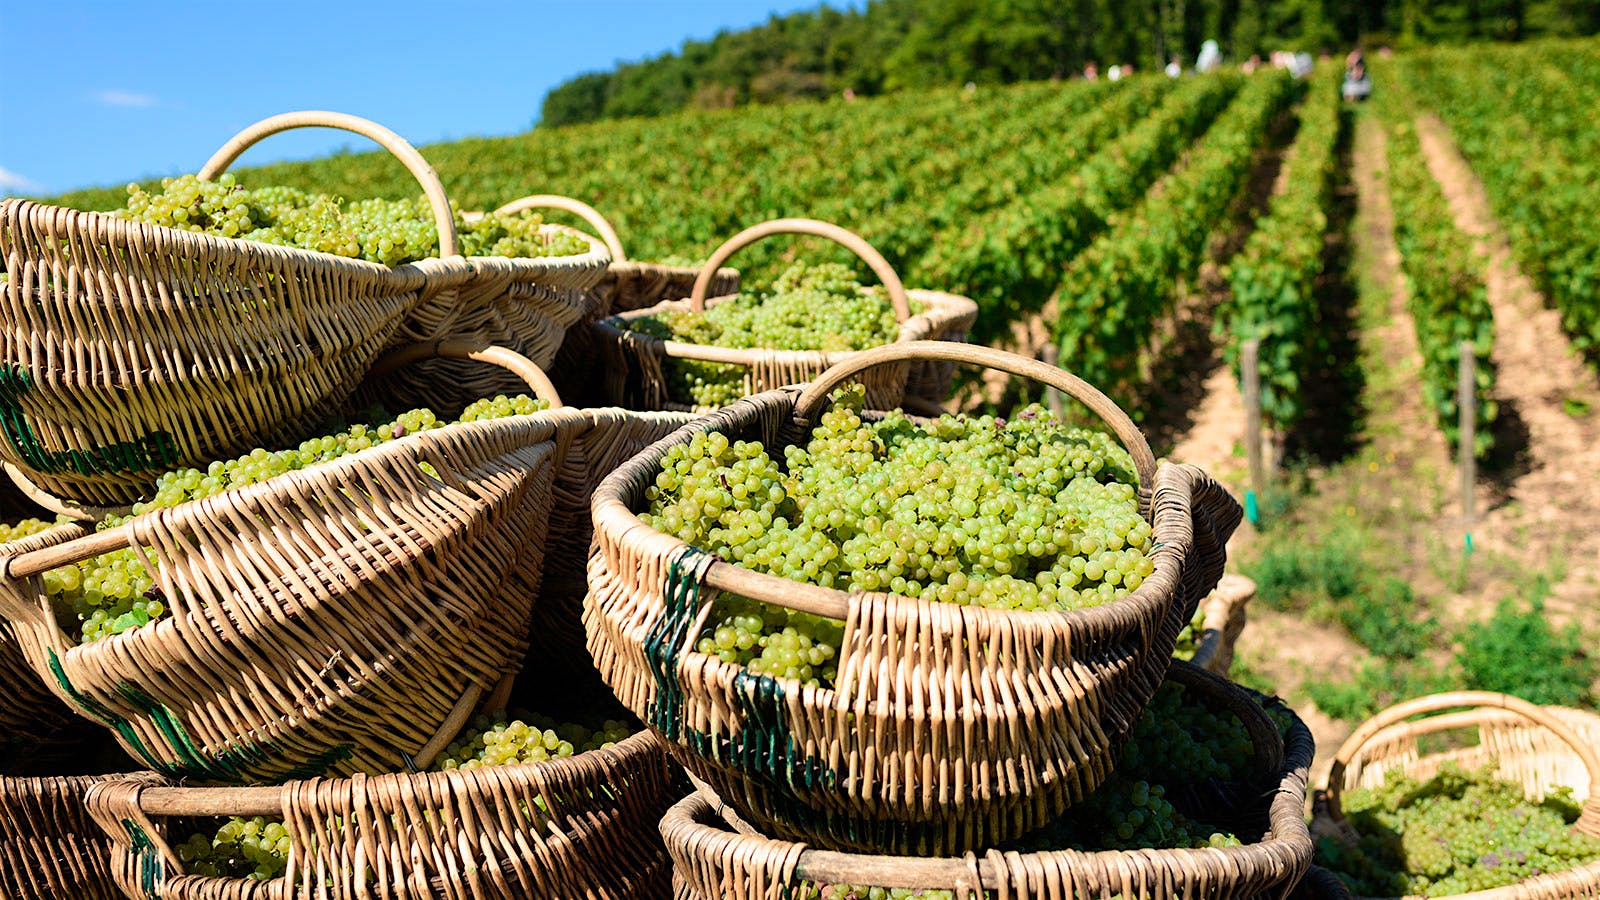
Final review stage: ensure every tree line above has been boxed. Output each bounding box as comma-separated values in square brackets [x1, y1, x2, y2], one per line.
[540, 0, 1600, 127]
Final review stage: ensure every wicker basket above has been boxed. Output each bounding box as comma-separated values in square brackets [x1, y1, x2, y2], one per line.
[0, 343, 588, 783]
[0, 111, 468, 510]
[1316, 691, 1600, 900]
[663, 660, 1314, 899]
[84, 727, 675, 900]
[1186, 572, 1254, 676]
[1294, 867, 1357, 900]
[585, 342, 1242, 855]
[1, 520, 102, 757]
[195, 115, 613, 417]
[592, 218, 977, 414]
[491, 195, 741, 409]
[2, 770, 161, 900]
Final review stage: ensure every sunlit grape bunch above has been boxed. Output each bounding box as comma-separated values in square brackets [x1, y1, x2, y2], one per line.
[624, 262, 911, 407]
[642, 385, 1151, 688]
[39, 395, 549, 643]
[1318, 763, 1600, 896]
[433, 712, 635, 771]
[1170, 605, 1209, 661]
[0, 517, 65, 545]
[113, 175, 589, 265]
[177, 815, 291, 881]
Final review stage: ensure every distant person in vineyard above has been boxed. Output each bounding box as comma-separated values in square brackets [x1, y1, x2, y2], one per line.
[1242, 53, 1263, 74]
[1084, 61, 1099, 81]
[1343, 49, 1372, 102]
[1108, 64, 1122, 81]
[1196, 40, 1222, 73]
[1165, 56, 1182, 77]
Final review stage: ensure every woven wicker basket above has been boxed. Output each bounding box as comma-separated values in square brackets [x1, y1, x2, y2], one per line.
[1317, 692, 1600, 900]
[0, 111, 468, 510]
[491, 195, 741, 409]
[2, 770, 161, 900]
[1186, 572, 1254, 676]
[585, 342, 1242, 855]
[592, 218, 977, 413]
[84, 727, 674, 900]
[196, 115, 613, 416]
[1, 520, 102, 756]
[663, 660, 1314, 899]
[0, 343, 587, 783]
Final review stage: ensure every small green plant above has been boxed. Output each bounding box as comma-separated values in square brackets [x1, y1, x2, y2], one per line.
[1332, 578, 1438, 660]
[1307, 658, 1451, 722]
[1562, 396, 1591, 418]
[1457, 599, 1596, 707]
[1247, 532, 1365, 612]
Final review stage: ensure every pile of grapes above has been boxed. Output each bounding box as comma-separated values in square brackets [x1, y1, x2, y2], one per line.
[0, 517, 63, 545]
[641, 386, 1151, 688]
[624, 263, 909, 407]
[175, 712, 637, 881]
[112, 174, 591, 266]
[1318, 763, 1600, 897]
[39, 394, 549, 643]
[790, 681, 1260, 899]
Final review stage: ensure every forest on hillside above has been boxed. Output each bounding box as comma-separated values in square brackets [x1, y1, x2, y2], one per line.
[541, 0, 1600, 125]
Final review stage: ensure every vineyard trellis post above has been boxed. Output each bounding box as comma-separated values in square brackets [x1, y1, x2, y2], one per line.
[1459, 340, 1476, 555]
[1242, 337, 1265, 525]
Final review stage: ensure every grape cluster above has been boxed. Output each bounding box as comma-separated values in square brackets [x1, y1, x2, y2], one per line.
[177, 816, 291, 881]
[642, 386, 1151, 688]
[1170, 605, 1209, 661]
[40, 396, 548, 643]
[114, 174, 589, 266]
[625, 262, 912, 407]
[433, 712, 635, 771]
[1318, 762, 1600, 897]
[0, 517, 64, 545]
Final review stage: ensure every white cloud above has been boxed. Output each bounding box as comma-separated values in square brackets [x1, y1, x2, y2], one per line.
[0, 166, 42, 194]
[96, 89, 157, 108]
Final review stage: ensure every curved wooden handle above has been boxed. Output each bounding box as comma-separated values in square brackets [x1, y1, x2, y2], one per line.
[0, 342, 561, 583]
[689, 218, 912, 320]
[198, 110, 460, 258]
[365, 340, 565, 409]
[493, 194, 626, 261]
[794, 341, 1157, 485]
[1326, 691, 1600, 835]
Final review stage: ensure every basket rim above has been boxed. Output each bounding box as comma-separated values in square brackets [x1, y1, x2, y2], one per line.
[459, 221, 614, 273]
[590, 385, 1202, 665]
[3, 406, 589, 660]
[661, 668, 1315, 892]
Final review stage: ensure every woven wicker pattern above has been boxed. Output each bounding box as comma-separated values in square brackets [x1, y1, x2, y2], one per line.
[1, 771, 161, 900]
[85, 729, 675, 899]
[1320, 692, 1600, 900]
[592, 219, 977, 413]
[661, 660, 1315, 899]
[584, 343, 1241, 854]
[0, 520, 100, 751]
[0, 198, 434, 507]
[0, 405, 588, 783]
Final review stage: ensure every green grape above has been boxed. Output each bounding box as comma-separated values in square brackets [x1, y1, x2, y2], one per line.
[176, 815, 291, 881]
[1318, 762, 1600, 897]
[432, 711, 635, 771]
[1170, 605, 1209, 661]
[642, 385, 1151, 689]
[0, 517, 67, 545]
[113, 174, 588, 265]
[41, 396, 549, 643]
[623, 262, 920, 407]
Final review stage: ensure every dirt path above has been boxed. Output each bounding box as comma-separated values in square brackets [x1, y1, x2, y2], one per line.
[1414, 114, 1600, 630]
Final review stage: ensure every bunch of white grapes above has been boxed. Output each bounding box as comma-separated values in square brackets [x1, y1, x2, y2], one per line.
[114, 174, 590, 266]
[642, 385, 1152, 688]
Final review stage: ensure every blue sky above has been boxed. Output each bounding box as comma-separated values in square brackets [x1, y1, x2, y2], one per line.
[0, 1, 835, 196]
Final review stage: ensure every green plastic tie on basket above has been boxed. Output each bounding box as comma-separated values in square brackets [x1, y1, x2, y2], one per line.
[47, 649, 173, 775]
[644, 545, 716, 740]
[124, 818, 165, 900]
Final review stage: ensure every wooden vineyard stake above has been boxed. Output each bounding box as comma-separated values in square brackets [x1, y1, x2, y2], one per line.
[1241, 338, 1265, 525]
[1459, 340, 1476, 555]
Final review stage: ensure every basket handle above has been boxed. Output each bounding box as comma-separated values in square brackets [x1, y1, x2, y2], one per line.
[688, 218, 912, 321]
[0, 342, 562, 581]
[794, 341, 1157, 486]
[197, 110, 460, 259]
[1325, 691, 1600, 836]
[2, 462, 133, 522]
[493, 195, 626, 262]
